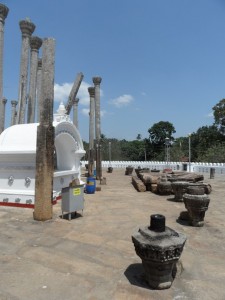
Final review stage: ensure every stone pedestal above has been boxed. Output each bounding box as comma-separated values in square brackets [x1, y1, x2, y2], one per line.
[183, 185, 210, 227]
[157, 175, 172, 195]
[125, 166, 133, 175]
[210, 167, 215, 179]
[132, 214, 186, 289]
[108, 167, 113, 173]
[171, 181, 190, 202]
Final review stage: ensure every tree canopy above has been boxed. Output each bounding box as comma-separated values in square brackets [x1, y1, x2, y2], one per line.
[212, 98, 225, 133]
[82, 99, 225, 163]
[148, 121, 176, 145]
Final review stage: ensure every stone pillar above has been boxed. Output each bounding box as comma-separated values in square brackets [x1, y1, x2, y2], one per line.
[10, 100, 18, 126]
[92, 76, 102, 141]
[0, 4, 9, 134]
[88, 87, 95, 177]
[72, 97, 79, 128]
[65, 72, 84, 115]
[27, 36, 42, 123]
[34, 38, 55, 221]
[0, 97, 7, 133]
[93, 77, 102, 180]
[36, 58, 42, 122]
[17, 18, 35, 124]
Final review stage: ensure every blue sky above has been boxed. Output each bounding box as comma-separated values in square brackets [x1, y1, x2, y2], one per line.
[2, 0, 225, 142]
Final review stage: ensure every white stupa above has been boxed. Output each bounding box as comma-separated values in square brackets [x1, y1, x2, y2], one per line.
[0, 102, 85, 208]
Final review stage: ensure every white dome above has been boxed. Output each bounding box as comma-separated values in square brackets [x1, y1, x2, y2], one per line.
[0, 123, 38, 153]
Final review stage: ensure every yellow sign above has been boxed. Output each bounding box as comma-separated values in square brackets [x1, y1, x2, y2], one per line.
[73, 188, 81, 196]
[88, 181, 95, 185]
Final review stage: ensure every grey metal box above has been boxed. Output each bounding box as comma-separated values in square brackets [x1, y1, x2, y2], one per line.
[61, 185, 84, 219]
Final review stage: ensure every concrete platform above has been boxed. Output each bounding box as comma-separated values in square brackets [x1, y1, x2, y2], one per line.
[0, 168, 225, 300]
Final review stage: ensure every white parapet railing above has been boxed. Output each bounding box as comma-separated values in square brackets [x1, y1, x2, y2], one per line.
[81, 161, 225, 175]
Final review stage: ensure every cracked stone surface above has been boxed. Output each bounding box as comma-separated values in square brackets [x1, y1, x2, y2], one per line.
[0, 168, 225, 299]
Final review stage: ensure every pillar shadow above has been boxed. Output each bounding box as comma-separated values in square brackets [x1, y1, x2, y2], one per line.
[167, 196, 177, 202]
[124, 263, 152, 290]
[176, 211, 190, 226]
[124, 263, 179, 290]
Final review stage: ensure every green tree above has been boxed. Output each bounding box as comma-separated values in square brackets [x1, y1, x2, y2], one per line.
[147, 121, 176, 160]
[120, 139, 146, 161]
[190, 125, 224, 161]
[169, 137, 188, 161]
[212, 98, 225, 133]
[148, 121, 176, 144]
[136, 133, 142, 140]
[197, 142, 225, 162]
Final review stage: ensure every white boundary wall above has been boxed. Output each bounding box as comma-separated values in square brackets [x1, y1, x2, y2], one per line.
[81, 161, 225, 175]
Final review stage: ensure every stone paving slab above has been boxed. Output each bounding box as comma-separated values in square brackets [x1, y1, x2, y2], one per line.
[0, 168, 225, 300]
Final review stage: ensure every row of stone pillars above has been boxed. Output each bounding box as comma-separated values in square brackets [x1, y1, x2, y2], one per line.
[0, 3, 56, 221]
[0, 3, 41, 133]
[0, 3, 9, 134]
[88, 77, 102, 180]
[0, 3, 80, 134]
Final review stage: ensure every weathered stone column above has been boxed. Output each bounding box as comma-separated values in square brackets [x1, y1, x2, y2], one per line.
[88, 87, 95, 177]
[92, 76, 102, 141]
[0, 4, 9, 134]
[93, 76, 102, 179]
[34, 38, 55, 221]
[27, 36, 42, 123]
[10, 100, 18, 126]
[72, 97, 79, 128]
[17, 18, 35, 124]
[65, 72, 84, 115]
[36, 58, 42, 122]
[0, 97, 7, 132]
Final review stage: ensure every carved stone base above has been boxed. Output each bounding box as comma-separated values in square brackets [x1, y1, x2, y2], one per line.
[132, 216, 187, 290]
[171, 181, 190, 202]
[142, 259, 176, 289]
[183, 186, 210, 227]
[157, 175, 172, 195]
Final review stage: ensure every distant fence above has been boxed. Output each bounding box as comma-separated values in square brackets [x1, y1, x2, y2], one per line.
[81, 161, 225, 175]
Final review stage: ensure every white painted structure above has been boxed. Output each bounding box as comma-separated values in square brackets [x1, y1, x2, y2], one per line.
[81, 161, 225, 175]
[0, 103, 85, 208]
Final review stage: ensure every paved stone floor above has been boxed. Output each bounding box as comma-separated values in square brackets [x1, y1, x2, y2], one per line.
[0, 168, 225, 300]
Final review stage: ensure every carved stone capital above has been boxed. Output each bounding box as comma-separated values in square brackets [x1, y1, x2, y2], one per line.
[11, 100, 18, 107]
[88, 87, 95, 98]
[30, 36, 42, 51]
[92, 77, 102, 86]
[0, 4, 9, 23]
[1, 97, 7, 104]
[19, 19, 35, 37]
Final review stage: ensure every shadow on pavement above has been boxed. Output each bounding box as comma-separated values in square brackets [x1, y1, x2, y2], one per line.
[124, 263, 152, 290]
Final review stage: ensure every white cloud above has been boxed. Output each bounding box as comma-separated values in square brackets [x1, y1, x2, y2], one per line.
[206, 112, 213, 118]
[77, 81, 91, 106]
[109, 94, 134, 108]
[81, 108, 107, 117]
[81, 108, 90, 116]
[54, 81, 104, 107]
[101, 110, 107, 117]
[54, 82, 72, 103]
